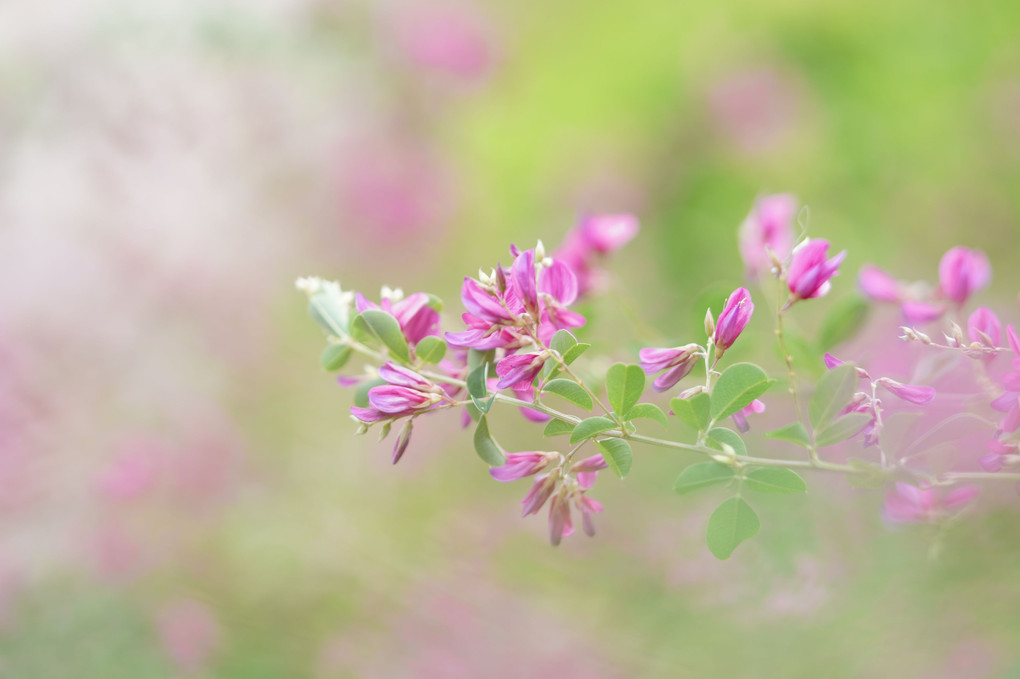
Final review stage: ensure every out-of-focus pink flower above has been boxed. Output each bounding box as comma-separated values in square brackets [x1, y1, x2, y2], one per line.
[554, 214, 639, 296]
[967, 307, 1001, 349]
[731, 399, 765, 433]
[714, 287, 754, 357]
[97, 446, 161, 501]
[938, 247, 990, 304]
[639, 344, 703, 392]
[876, 379, 936, 405]
[707, 67, 804, 155]
[883, 483, 979, 523]
[520, 473, 558, 516]
[786, 239, 846, 303]
[158, 599, 220, 673]
[980, 438, 1018, 472]
[489, 452, 558, 482]
[388, 3, 496, 82]
[548, 491, 575, 546]
[858, 264, 946, 323]
[738, 194, 797, 278]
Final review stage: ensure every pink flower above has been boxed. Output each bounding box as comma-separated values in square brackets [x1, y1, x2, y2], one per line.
[857, 265, 946, 323]
[389, 3, 495, 82]
[731, 399, 765, 433]
[554, 214, 639, 296]
[495, 352, 546, 390]
[350, 364, 443, 425]
[967, 307, 1001, 349]
[938, 246, 990, 304]
[548, 492, 574, 546]
[786, 239, 846, 302]
[489, 452, 557, 482]
[714, 287, 754, 356]
[520, 473, 558, 516]
[883, 483, 979, 523]
[980, 438, 1018, 472]
[876, 378, 936, 405]
[639, 344, 702, 392]
[738, 194, 796, 277]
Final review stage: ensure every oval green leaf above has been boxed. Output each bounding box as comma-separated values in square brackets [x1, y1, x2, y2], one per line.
[673, 462, 735, 494]
[320, 344, 353, 371]
[670, 392, 711, 431]
[595, 438, 633, 478]
[415, 336, 447, 364]
[606, 363, 646, 418]
[625, 403, 668, 428]
[707, 427, 747, 457]
[815, 412, 871, 447]
[473, 416, 506, 466]
[765, 422, 812, 449]
[543, 419, 576, 437]
[706, 497, 760, 560]
[569, 416, 618, 444]
[710, 363, 771, 420]
[744, 468, 807, 494]
[542, 379, 594, 411]
[809, 364, 858, 429]
[359, 309, 411, 364]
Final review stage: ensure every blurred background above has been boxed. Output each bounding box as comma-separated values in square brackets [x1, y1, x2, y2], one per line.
[2, 0, 1020, 676]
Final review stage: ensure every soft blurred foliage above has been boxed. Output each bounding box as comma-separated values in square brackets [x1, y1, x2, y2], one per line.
[2, 0, 1019, 676]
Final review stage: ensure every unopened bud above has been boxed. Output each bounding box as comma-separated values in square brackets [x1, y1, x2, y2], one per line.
[704, 308, 716, 338]
[535, 239, 547, 261]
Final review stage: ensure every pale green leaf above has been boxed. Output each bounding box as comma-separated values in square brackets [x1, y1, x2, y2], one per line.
[744, 468, 807, 494]
[706, 497, 760, 560]
[710, 363, 771, 420]
[595, 438, 633, 478]
[809, 364, 858, 429]
[765, 422, 812, 449]
[569, 416, 618, 444]
[473, 416, 506, 466]
[606, 363, 646, 418]
[815, 412, 871, 447]
[359, 309, 411, 363]
[542, 379, 594, 410]
[673, 462, 734, 494]
[625, 403, 668, 428]
[543, 419, 576, 437]
[707, 427, 747, 457]
[320, 344, 352, 371]
[671, 392, 711, 431]
[415, 336, 447, 364]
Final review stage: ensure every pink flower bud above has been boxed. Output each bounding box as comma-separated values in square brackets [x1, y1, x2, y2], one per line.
[938, 246, 990, 304]
[520, 474, 557, 516]
[489, 452, 555, 482]
[738, 194, 797, 278]
[639, 344, 702, 392]
[731, 398, 765, 433]
[496, 352, 546, 390]
[786, 239, 846, 302]
[377, 362, 435, 391]
[571, 454, 608, 473]
[548, 492, 574, 546]
[368, 385, 436, 414]
[714, 287, 754, 356]
[878, 379, 936, 405]
[578, 214, 640, 254]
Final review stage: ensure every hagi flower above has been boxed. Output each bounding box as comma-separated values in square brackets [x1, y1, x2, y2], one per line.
[731, 399, 765, 433]
[991, 324, 1020, 434]
[350, 363, 444, 424]
[786, 239, 846, 303]
[738, 194, 797, 278]
[714, 287, 754, 357]
[938, 246, 990, 304]
[639, 344, 703, 392]
[554, 214, 639, 296]
[489, 451, 561, 482]
[883, 483, 979, 523]
[967, 307, 1001, 350]
[495, 351, 547, 390]
[857, 265, 945, 323]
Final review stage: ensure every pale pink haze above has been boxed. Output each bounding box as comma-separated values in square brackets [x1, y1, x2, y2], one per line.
[884, 483, 979, 523]
[938, 246, 990, 304]
[738, 194, 796, 277]
[157, 599, 220, 673]
[857, 264, 945, 323]
[554, 214, 639, 296]
[389, 3, 496, 82]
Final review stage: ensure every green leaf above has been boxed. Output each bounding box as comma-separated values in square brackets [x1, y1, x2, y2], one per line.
[549, 329, 577, 356]
[671, 392, 711, 431]
[473, 416, 506, 466]
[425, 294, 444, 312]
[809, 364, 858, 429]
[466, 364, 491, 413]
[706, 497, 760, 560]
[745, 468, 807, 494]
[625, 403, 668, 428]
[307, 291, 354, 337]
[543, 419, 576, 437]
[765, 422, 812, 449]
[542, 379, 594, 410]
[415, 336, 447, 364]
[819, 297, 870, 350]
[710, 363, 771, 420]
[569, 416, 618, 444]
[815, 412, 872, 448]
[595, 439, 633, 478]
[707, 427, 747, 457]
[673, 462, 735, 494]
[606, 363, 646, 418]
[353, 378, 385, 408]
[562, 343, 590, 365]
[320, 344, 353, 371]
[358, 309, 411, 363]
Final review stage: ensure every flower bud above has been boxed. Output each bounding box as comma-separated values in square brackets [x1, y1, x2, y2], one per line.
[713, 287, 753, 356]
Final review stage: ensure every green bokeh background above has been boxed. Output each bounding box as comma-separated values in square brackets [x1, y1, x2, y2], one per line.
[3, 0, 1020, 676]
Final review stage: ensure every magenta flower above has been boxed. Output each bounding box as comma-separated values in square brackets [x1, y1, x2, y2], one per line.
[738, 194, 797, 278]
[490, 452, 558, 482]
[731, 398, 765, 433]
[883, 483, 979, 523]
[554, 214, 639, 296]
[356, 291, 440, 345]
[548, 492, 574, 546]
[876, 379, 936, 405]
[714, 287, 754, 357]
[639, 344, 703, 392]
[350, 364, 443, 425]
[938, 246, 990, 304]
[495, 352, 546, 390]
[520, 473, 558, 516]
[858, 265, 946, 323]
[967, 307, 1001, 349]
[786, 239, 846, 303]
